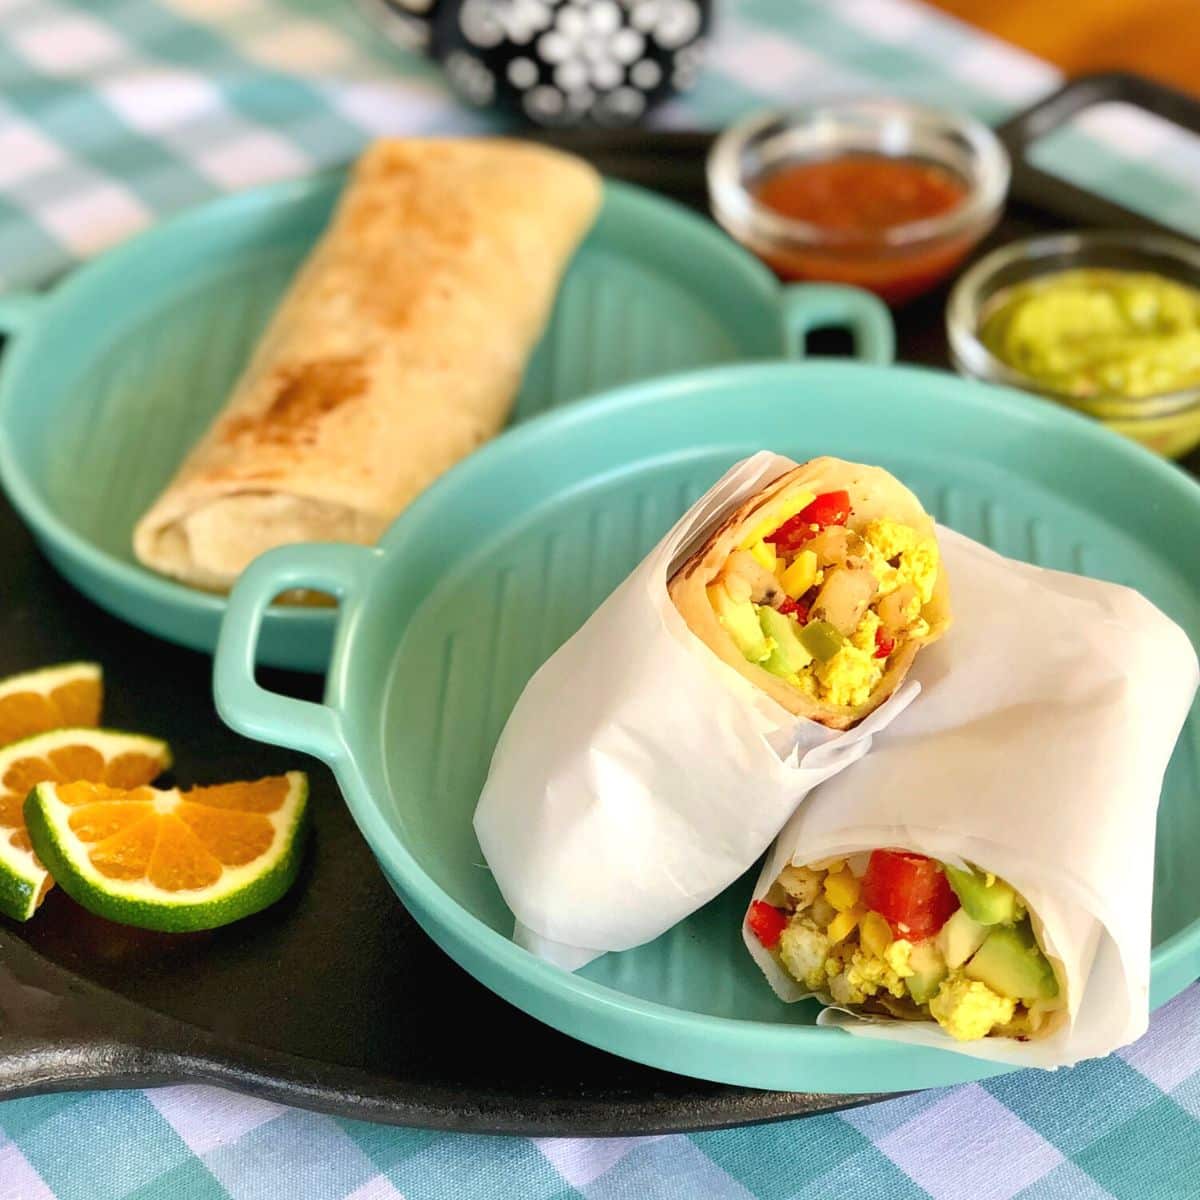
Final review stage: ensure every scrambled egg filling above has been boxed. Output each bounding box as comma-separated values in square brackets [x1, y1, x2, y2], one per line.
[815, 641, 882, 708]
[851, 609, 883, 652]
[860, 519, 940, 604]
[827, 939, 915, 1006]
[807, 520, 939, 707]
[930, 976, 1016, 1041]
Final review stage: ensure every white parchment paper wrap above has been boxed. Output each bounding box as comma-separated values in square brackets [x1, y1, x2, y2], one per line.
[473, 453, 921, 970]
[746, 529, 1199, 1067]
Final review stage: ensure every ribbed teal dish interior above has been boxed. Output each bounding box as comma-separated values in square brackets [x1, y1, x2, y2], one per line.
[215, 361, 1200, 1093]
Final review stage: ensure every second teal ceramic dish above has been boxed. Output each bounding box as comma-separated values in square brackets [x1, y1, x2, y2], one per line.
[0, 173, 890, 671]
[213, 359, 1200, 1094]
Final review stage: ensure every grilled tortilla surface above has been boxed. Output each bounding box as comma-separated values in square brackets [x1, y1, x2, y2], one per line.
[134, 138, 602, 592]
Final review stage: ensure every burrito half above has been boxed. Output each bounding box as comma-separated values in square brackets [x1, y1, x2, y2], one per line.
[669, 456, 950, 729]
[134, 138, 602, 591]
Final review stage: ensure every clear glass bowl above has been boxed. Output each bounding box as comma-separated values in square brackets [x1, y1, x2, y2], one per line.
[707, 100, 1009, 304]
[947, 232, 1200, 460]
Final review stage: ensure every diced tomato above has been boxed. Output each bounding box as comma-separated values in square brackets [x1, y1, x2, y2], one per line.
[747, 900, 789, 948]
[860, 849, 959, 939]
[777, 597, 810, 623]
[798, 490, 852, 528]
[765, 515, 819, 554]
[874, 628, 895, 659]
[766, 490, 852, 553]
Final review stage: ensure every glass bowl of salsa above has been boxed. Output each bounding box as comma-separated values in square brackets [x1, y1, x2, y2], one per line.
[707, 100, 1009, 304]
[947, 232, 1200, 460]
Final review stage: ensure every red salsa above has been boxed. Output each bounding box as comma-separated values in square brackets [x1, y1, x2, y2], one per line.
[750, 154, 972, 303]
[754, 155, 966, 232]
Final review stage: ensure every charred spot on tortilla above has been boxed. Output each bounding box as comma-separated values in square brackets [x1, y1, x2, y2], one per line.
[222, 358, 367, 448]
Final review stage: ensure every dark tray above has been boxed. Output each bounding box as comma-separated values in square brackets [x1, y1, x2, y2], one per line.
[3, 90, 1199, 1138]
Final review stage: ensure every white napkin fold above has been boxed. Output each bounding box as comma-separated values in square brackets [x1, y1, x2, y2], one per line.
[746, 529, 1199, 1067]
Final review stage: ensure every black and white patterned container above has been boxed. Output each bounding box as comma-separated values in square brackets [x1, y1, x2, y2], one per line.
[366, 0, 711, 127]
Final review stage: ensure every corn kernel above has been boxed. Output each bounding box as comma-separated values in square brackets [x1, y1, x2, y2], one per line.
[781, 550, 818, 599]
[824, 869, 861, 912]
[859, 911, 892, 958]
[749, 540, 777, 572]
[827, 905, 865, 945]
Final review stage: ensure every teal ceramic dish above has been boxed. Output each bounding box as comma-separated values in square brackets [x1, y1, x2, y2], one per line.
[0, 175, 889, 672]
[214, 360, 1200, 1093]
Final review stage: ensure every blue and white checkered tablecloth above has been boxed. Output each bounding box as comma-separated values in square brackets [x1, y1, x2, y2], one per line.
[2, 1, 1200, 1197]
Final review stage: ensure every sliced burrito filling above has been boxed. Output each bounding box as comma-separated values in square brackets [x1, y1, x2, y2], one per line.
[748, 849, 1066, 1042]
[670, 457, 950, 729]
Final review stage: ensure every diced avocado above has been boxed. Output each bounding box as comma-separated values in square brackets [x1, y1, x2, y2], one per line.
[944, 863, 1019, 926]
[964, 921, 1059, 1002]
[758, 608, 814, 678]
[906, 939, 949, 1006]
[798, 619, 844, 662]
[708, 585, 771, 664]
[937, 907, 989, 969]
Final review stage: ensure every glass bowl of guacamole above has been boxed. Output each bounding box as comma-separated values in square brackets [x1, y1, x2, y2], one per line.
[947, 232, 1200, 459]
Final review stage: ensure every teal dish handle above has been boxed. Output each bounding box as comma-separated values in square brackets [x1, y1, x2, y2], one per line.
[779, 284, 895, 365]
[0, 292, 45, 338]
[213, 542, 383, 766]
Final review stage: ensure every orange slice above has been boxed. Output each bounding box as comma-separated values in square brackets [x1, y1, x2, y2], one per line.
[0, 728, 170, 920]
[25, 772, 308, 931]
[0, 663, 102, 747]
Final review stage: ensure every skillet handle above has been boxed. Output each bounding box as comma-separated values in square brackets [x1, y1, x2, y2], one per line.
[213, 543, 383, 767]
[779, 283, 895, 365]
[0, 292, 45, 338]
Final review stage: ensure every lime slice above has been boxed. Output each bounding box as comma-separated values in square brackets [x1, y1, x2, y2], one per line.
[0, 727, 170, 921]
[0, 662, 102, 747]
[25, 772, 309, 932]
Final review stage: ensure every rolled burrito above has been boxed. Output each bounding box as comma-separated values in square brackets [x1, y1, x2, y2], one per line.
[475, 452, 924, 970]
[134, 138, 602, 592]
[669, 457, 951, 730]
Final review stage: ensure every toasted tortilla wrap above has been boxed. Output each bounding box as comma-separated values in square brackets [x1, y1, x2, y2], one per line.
[668, 456, 950, 729]
[134, 138, 602, 592]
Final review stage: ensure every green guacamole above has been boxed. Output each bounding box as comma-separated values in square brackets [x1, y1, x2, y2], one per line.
[980, 268, 1200, 399]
